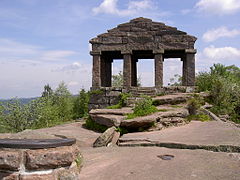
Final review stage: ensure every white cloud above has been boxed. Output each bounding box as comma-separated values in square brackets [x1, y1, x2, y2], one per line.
[0, 39, 91, 98]
[68, 81, 79, 87]
[196, 0, 240, 15]
[92, 0, 153, 16]
[203, 27, 240, 42]
[0, 38, 77, 64]
[0, 38, 38, 55]
[54, 62, 82, 72]
[40, 50, 76, 61]
[203, 45, 240, 60]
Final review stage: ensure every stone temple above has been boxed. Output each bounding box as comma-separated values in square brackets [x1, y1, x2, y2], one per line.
[90, 17, 197, 89]
[89, 17, 197, 109]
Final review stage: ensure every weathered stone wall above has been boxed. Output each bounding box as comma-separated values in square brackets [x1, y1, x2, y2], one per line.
[89, 87, 122, 110]
[0, 145, 82, 180]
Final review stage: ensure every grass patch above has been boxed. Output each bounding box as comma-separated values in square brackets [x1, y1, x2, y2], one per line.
[75, 154, 82, 168]
[126, 97, 158, 119]
[107, 104, 122, 109]
[84, 117, 108, 133]
[90, 89, 104, 95]
[158, 109, 169, 112]
[170, 105, 183, 108]
[156, 92, 166, 96]
[187, 114, 211, 122]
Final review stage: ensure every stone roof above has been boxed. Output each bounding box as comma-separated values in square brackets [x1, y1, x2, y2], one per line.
[90, 17, 197, 52]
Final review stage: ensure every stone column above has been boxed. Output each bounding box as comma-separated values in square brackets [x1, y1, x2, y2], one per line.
[154, 52, 164, 88]
[100, 57, 106, 87]
[123, 52, 132, 88]
[91, 52, 101, 88]
[183, 49, 196, 86]
[131, 58, 137, 87]
[182, 56, 187, 86]
[105, 59, 112, 87]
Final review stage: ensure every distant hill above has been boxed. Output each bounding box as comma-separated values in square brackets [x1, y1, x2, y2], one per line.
[0, 97, 38, 105]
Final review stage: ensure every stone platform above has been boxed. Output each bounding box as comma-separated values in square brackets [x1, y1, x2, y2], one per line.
[79, 147, 240, 180]
[119, 121, 240, 152]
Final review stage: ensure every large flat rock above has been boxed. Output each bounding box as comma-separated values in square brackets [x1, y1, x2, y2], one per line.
[119, 121, 240, 148]
[90, 114, 124, 127]
[79, 147, 240, 180]
[0, 122, 100, 148]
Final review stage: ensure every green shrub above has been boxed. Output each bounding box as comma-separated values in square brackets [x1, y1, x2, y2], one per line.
[171, 105, 183, 108]
[187, 114, 211, 122]
[90, 89, 104, 95]
[84, 116, 107, 133]
[187, 94, 205, 115]
[107, 104, 122, 109]
[127, 97, 158, 119]
[196, 64, 240, 123]
[116, 127, 128, 135]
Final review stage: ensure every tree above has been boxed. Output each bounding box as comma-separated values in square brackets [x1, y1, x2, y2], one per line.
[42, 84, 53, 98]
[53, 82, 73, 121]
[112, 71, 141, 87]
[112, 71, 123, 87]
[0, 99, 34, 132]
[169, 74, 182, 86]
[73, 89, 89, 119]
[196, 63, 240, 123]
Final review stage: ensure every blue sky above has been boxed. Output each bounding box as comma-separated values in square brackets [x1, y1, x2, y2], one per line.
[0, 0, 240, 99]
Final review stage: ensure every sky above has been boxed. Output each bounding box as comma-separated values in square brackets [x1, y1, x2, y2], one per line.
[0, 0, 240, 99]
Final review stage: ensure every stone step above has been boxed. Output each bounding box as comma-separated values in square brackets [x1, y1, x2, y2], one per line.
[89, 108, 133, 116]
[152, 93, 191, 105]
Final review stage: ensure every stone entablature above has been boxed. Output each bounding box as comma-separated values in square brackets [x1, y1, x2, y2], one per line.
[90, 17, 197, 89]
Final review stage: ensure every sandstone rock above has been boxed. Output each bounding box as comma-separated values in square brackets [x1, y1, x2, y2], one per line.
[159, 108, 189, 118]
[25, 145, 79, 170]
[89, 108, 132, 116]
[55, 165, 80, 180]
[153, 93, 191, 105]
[161, 117, 185, 126]
[90, 114, 123, 127]
[0, 172, 19, 180]
[0, 150, 21, 171]
[108, 131, 120, 147]
[19, 173, 55, 180]
[93, 127, 116, 147]
[121, 116, 156, 129]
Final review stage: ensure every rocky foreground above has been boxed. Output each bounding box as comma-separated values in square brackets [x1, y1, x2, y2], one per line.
[0, 93, 240, 180]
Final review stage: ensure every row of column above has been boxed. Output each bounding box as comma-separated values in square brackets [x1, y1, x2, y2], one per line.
[91, 51, 195, 88]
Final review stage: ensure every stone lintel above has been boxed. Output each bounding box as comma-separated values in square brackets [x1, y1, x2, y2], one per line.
[90, 51, 101, 56]
[153, 49, 164, 54]
[185, 49, 197, 54]
[121, 50, 132, 55]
